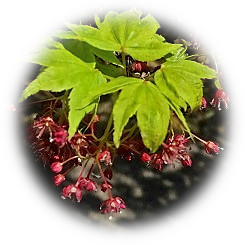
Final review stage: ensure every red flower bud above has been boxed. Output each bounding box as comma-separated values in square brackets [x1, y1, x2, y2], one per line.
[53, 174, 66, 186]
[50, 161, 63, 173]
[210, 90, 229, 111]
[141, 152, 151, 163]
[101, 181, 112, 193]
[181, 154, 192, 167]
[131, 61, 148, 73]
[205, 141, 219, 154]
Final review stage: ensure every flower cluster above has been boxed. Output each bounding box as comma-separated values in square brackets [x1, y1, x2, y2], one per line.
[28, 101, 224, 216]
[140, 134, 191, 170]
[29, 115, 126, 215]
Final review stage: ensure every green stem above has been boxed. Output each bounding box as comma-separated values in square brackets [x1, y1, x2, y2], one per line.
[121, 52, 127, 76]
[121, 123, 138, 143]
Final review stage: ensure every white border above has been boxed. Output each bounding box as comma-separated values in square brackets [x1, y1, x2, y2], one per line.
[1, 0, 244, 244]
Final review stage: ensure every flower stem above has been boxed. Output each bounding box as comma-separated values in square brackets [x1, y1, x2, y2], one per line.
[96, 157, 113, 199]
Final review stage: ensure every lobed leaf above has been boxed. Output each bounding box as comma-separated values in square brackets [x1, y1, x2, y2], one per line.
[76, 76, 142, 110]
[158, 60, 217, 110]
[113, 83, 142, 147]
[66, 10, 180, 61]
[112, 81, 170, 152]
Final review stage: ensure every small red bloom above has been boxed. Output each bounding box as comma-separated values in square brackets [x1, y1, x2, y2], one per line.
[151, 154, 164, 171]
[181, 154, 192, 167]
[100, 197, 126, 214]
[98, 151, 112, 166]
[141, 152, 151, 163]
[131, 61, 148, 73]
[53, 174, 66, 186]
[201, 97, 208, 110]
[101, 181, 112, 193]
[62, 184, 82, 202]
[79, 178, 97, 192]
[171, 134, 189, 146]
[50, 161, 63, 173]
[54, 127, 68, 148]
[210, 90, 229, 111]
[205, 141, 220, 154]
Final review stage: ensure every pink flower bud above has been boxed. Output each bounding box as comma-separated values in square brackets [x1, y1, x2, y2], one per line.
[50, 162, 63, 173]
[53, 174, 66, 186]
[205, 141, 219, 154]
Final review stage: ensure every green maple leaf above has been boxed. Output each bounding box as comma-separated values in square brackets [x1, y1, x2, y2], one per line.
[76, 77, 170, 152]
[65, 10, 181, 61]
[54, 30, 122, 66]
[20, 41, 106, 138]
[113, 81, 170, 152]
[155, 60, 217, 111]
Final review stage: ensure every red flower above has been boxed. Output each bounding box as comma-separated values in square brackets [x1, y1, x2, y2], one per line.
[98, 151, 112, 166]
[101, 181, 112, 193]
[131, 61, 148, 73]
[201, 97, 208, 110]
[140, 152, 151, 163]
[54, 127, 68, 148]
[150, 154, 164, 171]
[210, 90, 229, 111]
[205, 141, 220, 154]
[62, 184, 82, 202]
[181, 154, 192, 167]
[53, 174, 66, 186]
[79, 178, 97, 192]
[100, 197, 126, 214]
[50, 162, 63, 173]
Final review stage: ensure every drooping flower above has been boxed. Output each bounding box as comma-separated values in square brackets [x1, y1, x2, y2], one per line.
[50, 161, 63, 173]
[79, 178, 97, 192]
[100, 197, 126, 214]
[53, 174, 66, 186]
[62, 184, 82, 202]
[181, 154, 192, 167]
[205, 141, 220, 154]
[210, 90, 229, 110]
[100, 181, 112, 193]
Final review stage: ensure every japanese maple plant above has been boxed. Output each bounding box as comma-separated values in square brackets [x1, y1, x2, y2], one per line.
[20, 10, 229, 216]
